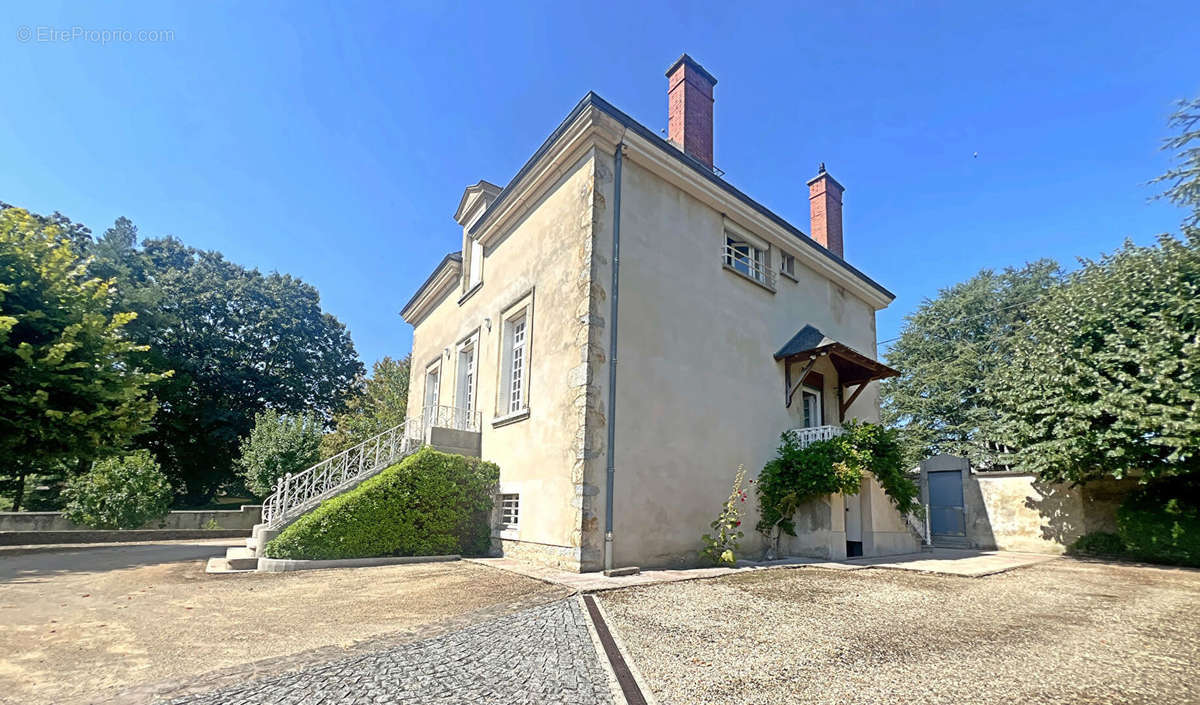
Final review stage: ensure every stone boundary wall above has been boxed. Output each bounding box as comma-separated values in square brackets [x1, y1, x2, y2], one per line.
[0, 529, 249, 545]
[963, 472, 1135, 554]
[0, 504, 262, 533]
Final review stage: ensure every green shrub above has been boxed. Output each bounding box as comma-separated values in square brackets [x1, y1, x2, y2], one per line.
[756, 421, 920, 540]
[265, 447, 498, 560]
[1117, 478, 1200, 567]
[1068, 531, 1126, 557]
[237, 410, 323, 497]
[61, 451, 173, 529]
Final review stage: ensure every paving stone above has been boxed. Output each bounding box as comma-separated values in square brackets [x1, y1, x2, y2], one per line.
[162, 598, 614, 705]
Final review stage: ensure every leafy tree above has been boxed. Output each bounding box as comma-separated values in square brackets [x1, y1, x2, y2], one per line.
[1152, 96, 1200, 227]
[881, 261, 1061, 468]
[86, 229, 364, 503]
[0, 208, 163, 510]
[237, 409, 323, 496]
[321, 355, 411, 455]
[61, 450, 172, 529]
[990, 233, 1200, 484]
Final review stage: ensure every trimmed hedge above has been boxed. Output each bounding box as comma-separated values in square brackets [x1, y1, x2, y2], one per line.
[1116, 478, 1200, 567]
[264, 447, 499, 560]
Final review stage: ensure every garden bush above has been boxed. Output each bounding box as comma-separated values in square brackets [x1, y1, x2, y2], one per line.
[1068, 531, 1126, 557]
[237, 409, 323, 497]
[1116, 478, 1200, 567]
[265, 447, 499, 560]
[61, 451, 173, 529]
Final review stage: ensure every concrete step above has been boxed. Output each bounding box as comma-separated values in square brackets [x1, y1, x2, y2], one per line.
[205, 556, 255, 574]
[245, 536, 258, 550]
[225, 546, 259, 570]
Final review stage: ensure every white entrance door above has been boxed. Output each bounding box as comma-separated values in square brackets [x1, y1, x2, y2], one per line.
[844, 491, 863, 545]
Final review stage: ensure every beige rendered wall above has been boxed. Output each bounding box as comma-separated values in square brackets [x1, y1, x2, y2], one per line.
[608, 157, 901, 568]
[406, 149, 608, 571]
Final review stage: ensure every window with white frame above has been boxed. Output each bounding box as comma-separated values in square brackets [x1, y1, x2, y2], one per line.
[723, 227, 772, 286]
[499, 494, 520, 528]
[780, 252, 796, 279]
[801, 386, 822, 428]
[423, 362, 441, 426]
[507, 315, 527, 412]
[496, 295, 533, 421]
[456, 336, 477, 417]
[468, 238, 483, 288]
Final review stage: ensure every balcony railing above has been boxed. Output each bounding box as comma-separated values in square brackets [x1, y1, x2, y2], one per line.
[421, 404, 482, 433]
[787, 425, 845, 448]
[723, 243, 776, 289]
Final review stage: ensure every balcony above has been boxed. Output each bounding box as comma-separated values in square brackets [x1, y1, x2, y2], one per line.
[787, 425, 844, 449]
[417, 405, 482, 457]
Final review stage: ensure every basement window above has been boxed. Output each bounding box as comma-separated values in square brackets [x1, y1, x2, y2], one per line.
[500, 494, 520, 528]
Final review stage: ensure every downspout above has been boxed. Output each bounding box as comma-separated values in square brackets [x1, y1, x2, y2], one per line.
[604, 140, 624, 573]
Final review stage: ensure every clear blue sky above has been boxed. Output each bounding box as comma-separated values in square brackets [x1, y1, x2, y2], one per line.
[3, 2, 1196, 366]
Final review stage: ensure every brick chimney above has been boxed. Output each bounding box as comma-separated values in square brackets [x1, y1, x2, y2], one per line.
[807, 163, 844, 258]
[666, 54, 717, 169]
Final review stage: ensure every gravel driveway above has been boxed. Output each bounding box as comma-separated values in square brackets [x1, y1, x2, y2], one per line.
[600, 559, 1200, 705]
[0, 542, 569, 705]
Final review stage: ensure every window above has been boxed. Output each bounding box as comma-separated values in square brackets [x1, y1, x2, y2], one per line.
[500, 494, 520, 528]
[801, 386, 822, 428]
[468, 238, 483, 288]
[507, 315, 527, 412]
[496, 294, 533, 423]
[780, 252, 796, 279]
[723, 227, 773, 287]
[456, 336, 477, 423]
[424, 364, 440, 411]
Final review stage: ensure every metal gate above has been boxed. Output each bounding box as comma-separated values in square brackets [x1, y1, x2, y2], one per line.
[920, 454, 968, 542]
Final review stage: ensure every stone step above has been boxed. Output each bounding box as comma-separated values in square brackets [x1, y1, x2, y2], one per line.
[225, 546, 260, 570]
[245, 536, 258, 550]
[205, 556, 255, 574]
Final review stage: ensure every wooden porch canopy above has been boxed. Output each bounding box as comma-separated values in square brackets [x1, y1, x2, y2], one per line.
[774, 324, 900, 419]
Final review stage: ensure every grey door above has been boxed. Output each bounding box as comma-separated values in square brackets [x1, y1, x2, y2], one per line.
[928, 470, 965, 537]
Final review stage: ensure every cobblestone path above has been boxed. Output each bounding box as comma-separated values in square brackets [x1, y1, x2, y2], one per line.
[163, 598, 615, 705]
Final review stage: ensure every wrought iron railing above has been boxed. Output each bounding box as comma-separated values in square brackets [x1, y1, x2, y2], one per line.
[723, 243, 776, 288]
[787, 424, 845, 448]
[261, 419, 423, 529]
[422, 404, 482, 433]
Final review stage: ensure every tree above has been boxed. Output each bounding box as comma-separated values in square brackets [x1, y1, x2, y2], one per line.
[236, 409, 323, 496]
[87, 230, 364, 503]
[881, 261, 1061, 468]
[1152, 96, 1200, 227]
[321, 355, 410, 456]
[0, 208, 162, 509]
[989, 233, 1200, 484]
[61, 450, 173, 529]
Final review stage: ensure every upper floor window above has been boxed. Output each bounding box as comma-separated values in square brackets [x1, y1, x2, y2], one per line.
[506, 315, 527, 413]
[423, 361, 441, 413]
[468, 238, 483, 289]
[456, 335, 477, 414]
[723, 226, 774, 288]
[780, 252, 796, 279]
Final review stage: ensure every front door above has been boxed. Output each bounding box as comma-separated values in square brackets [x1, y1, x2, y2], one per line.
[844, 491, 863, 557]
[928, 470, 966, 538]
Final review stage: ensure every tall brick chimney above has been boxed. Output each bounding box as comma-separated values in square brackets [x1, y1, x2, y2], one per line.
[807, 163, 844, 258]
[666, 54, 717, 169]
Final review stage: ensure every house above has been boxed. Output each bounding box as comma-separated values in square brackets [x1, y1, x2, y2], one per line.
[399, 55, 917, 573]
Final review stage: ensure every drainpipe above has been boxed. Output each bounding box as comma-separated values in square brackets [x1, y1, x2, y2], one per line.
[604, 141, 624, 573]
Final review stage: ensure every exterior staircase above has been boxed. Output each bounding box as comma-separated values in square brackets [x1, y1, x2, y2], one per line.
[208, 407, 482, 573]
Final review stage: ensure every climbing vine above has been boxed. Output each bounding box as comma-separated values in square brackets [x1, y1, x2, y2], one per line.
[755, 421, 920, 550]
